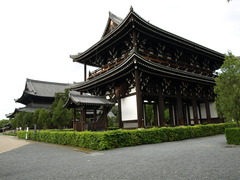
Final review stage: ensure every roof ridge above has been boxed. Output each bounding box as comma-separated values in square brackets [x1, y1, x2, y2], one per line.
[28, 79, 36, 94]
[26, 78, 70, 86]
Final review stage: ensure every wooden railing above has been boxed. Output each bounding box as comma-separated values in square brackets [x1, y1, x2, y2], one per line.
[87, 53, 214, 80]
[87, 56, 125, 80]
[142, 54, 214, 77]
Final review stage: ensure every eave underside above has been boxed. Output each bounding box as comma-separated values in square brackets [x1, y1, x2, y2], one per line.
[71, 53, 215, 92]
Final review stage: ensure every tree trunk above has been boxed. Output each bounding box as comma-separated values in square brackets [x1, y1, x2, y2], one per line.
[236, 118, 239, 127]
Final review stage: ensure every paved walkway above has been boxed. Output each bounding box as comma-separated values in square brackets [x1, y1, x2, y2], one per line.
[0, 134, 30, 153]
[1, 134, 240, 180]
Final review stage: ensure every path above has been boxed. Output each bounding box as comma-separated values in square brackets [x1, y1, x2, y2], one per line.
[0, 134, 240, 180]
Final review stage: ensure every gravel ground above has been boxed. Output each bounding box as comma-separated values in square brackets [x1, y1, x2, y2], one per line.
[0, 134, 240, 180]
[0, 133, 30, 153]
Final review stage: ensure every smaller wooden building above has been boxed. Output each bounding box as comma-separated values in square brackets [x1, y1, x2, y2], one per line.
[64, 91, 114, 131]
[7, 78, 69, 118]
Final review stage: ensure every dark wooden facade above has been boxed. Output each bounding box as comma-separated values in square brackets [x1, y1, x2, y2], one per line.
[70, 8, 224, 129]
[7, 78, 69, 118]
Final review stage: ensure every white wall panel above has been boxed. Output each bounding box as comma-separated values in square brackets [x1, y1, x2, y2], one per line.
[200, 103, 206, 119]
[210, 102, 218, 118]
[121, 95, 138, 121]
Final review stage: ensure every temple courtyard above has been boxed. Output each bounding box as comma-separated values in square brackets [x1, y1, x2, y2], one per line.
[0, 134, 240, 180]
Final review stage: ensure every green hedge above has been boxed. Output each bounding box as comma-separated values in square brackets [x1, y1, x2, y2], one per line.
[17, 123, 235, 150]
[225, 128, 240, 145]
[3, 132, 17, 136]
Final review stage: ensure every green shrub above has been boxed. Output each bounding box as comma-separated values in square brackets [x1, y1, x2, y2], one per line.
[17, 123, 235, 150]
[225, 128, 240, 145]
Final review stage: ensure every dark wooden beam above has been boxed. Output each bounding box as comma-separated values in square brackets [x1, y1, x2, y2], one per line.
[205, 99, 211, 123]
[135, 69, 143, 128]
[192, 98, 199, 125]
[176, 96, 184, 125]
[84, 63, 87, 81]
[118, 97, 123, 128]
[158, 94, 165, 127]
[80, 108, 86, 130]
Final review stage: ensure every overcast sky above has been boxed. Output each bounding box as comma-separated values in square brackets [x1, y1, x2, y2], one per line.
[0, 0, 239, 120]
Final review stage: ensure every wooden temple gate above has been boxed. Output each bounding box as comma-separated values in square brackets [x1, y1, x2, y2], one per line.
[69, 8, 224, 130]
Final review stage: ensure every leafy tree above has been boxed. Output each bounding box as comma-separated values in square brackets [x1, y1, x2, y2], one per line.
[146, 104, 154, 126]
[0, 119, 10, 128]
[164, 108, 170, 125]
[51, 89, 73, 129]
[10, 118, 17, 129]
[214, 52, 240, 127]
[52, 99, 72, 129]
[23, 112, 34, 128]
[14, 112, 27, 130]
[38, 109, 51, 129]
[33, 109, 41, 129]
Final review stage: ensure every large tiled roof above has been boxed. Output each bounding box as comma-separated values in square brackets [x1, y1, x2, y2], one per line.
[18, 103, 52, 113]
[15, 78, 70, 105]
[25, 78, 70, 97]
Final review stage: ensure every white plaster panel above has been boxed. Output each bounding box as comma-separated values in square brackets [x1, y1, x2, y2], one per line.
[121, 95, 138, 121]
[189, 106, 193, 119]
[210, 102, 218, 118]
[200, 103, 206, 119]
[189, 106, 199, 120]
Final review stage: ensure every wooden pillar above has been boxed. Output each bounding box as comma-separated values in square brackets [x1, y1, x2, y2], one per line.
[103, 107, 108, 129]
[93, 108, 97, 122]
[143, 104, 147, 127]
[154, 103, 158, 126]
[80, 108, 86, 130]
[158, 95, 165, 127]
[118, 97, 123, 128]
[205, 99, 211, 123]
[192, 98, 199, 125]
[186, 103, 191, 125]
[73, 109, 76, 130]
[84, 62, 87, 81]
[176, 96, 184, 125]
[135, 69, 143, 128]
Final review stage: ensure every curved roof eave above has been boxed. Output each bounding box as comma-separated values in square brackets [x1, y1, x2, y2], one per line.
[71, 9, 223, 63]
[71, 53, 215, 92]
[131, 11, 224, 59]
[71, 10, 134, 63]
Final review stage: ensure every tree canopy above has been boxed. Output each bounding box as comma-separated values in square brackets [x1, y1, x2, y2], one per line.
[0, 119, 10, 129]
[214, 52, 240, 127]
[51, 89, 73, 129]
[9, 88, 73, 130]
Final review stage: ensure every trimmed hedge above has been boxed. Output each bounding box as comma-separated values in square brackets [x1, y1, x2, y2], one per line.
[3, 132, 17, 136]
[225, 128, 240, 145]
[17, 123, 235, 150]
